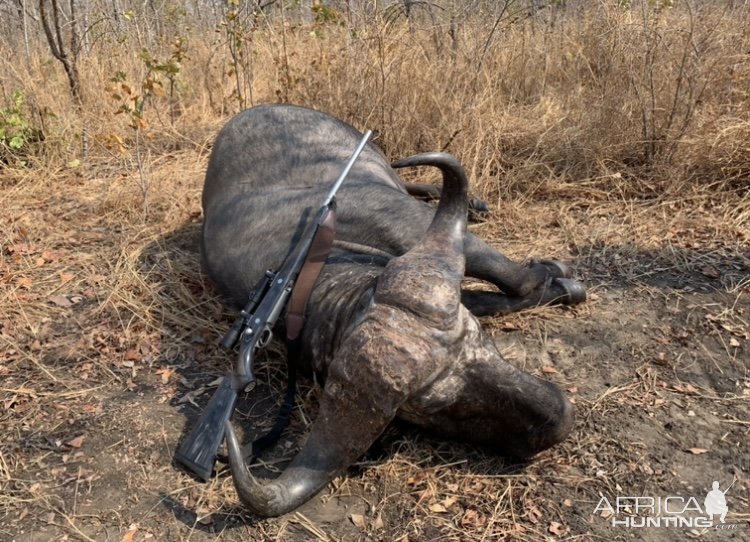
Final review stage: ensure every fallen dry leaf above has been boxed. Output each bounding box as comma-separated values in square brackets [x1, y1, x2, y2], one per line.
[207, 376, 224, 387]
[527, 506, 542, 524]
[66, 435, 85, 448]
[700, 265, 721, 279]
[124, 349, 140, 361]
[177, 387, 208, 405]
[42, 249, 67, 262]
[672, 383, 699, 395]
[441, 496, 458, 508]
[428, 503, 448, 513]
[461, 509, 487, 529]
[121, 524, 138, 542]
[549, 521, 569, 536]
[405, 475, 422, 486]
[17, 276, 33, 289]
[156, 367, 175, 384]
[350, 513, 366, 529]
[49, 294, 73, 307]
[687, 448, 709, 455]
[416, 488, 433, 504]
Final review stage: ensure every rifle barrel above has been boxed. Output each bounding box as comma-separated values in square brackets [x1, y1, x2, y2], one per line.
[723, 477, 736, 494]
[323, 130, 372, 206]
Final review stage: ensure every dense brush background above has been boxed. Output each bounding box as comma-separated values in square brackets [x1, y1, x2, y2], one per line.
[2, 0, 749, 200]
[1, 1, 748, 541]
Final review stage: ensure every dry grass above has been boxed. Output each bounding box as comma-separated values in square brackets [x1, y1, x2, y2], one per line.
[1, 2, 749, 541]
[2, 2, 749, 197]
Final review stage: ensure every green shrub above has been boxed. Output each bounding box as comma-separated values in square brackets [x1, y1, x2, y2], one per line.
[0, 91, 42, 165]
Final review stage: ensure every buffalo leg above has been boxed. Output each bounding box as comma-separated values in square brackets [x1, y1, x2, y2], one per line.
[461, 278, 586, 317]
[405, 182, 489, 222]
[463, 233, 582, 298]
[400, 185, 581, 299]
[339, 183, 585, 306]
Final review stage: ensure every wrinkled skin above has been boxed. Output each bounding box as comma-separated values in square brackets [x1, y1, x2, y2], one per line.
[200, 105, 583, 516]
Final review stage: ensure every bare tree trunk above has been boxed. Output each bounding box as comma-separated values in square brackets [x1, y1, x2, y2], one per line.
[38, 0, 88, 159]
[68, 0, 81, 57]
[39, 0, 82, 103]
[79, 0, 90, 55]
[18, 0, 31, 65]
[111, 0, 123, 32]
[149, 0, 162, 41]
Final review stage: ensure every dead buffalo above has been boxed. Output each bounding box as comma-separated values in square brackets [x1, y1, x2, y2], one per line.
[199, 104, 585, 516]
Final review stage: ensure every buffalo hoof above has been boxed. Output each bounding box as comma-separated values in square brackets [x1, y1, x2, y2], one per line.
[530, 259, 573, 280]
[553, 278, 587, 305]
[468, 198, 490, 223]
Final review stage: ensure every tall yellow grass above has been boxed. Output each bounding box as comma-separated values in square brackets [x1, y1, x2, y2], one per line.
[1, 2, 748, 203]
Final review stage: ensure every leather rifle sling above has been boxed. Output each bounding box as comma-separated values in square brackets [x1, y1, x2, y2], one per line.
[285, 206, 337, 342]
[247, 206, 337, 458]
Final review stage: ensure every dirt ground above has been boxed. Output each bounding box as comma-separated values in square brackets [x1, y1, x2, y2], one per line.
[1, 152, 748, 542]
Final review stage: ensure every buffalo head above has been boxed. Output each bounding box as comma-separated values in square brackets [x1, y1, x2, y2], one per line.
[224, 153, 573, 516]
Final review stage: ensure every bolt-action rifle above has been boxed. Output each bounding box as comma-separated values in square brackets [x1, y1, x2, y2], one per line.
[176, 130, 373, 480]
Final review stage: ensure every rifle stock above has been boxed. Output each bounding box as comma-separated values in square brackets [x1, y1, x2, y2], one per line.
[175, 376, 238, 480]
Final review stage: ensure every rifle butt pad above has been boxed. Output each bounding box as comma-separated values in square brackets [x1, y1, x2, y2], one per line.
[175, 377, 238, 481]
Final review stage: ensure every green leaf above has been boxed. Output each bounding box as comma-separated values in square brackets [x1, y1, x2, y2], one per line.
[111, 70, 127, 83]
[11, 90, 24, 108]
[9, 135, 24, 150]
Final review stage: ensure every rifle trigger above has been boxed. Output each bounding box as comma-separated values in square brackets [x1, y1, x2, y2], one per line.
[258, 326, 273, 348]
